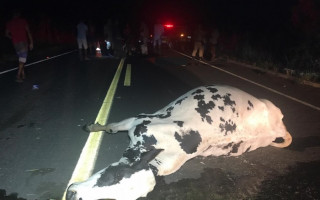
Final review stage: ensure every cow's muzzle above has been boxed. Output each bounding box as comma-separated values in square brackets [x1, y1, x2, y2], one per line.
[66, 184, 77, 200]
[270, 131, 292, 148]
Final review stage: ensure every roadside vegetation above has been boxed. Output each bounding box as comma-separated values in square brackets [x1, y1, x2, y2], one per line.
[215, 0, 320, 83]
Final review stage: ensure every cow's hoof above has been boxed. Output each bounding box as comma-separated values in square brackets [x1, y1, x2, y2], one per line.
[82, 123, 95, 132]
[83, 123, 106, 132]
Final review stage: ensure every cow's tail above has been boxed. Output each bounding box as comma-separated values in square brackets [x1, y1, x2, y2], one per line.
[83, 117, 136, 133]
[270, 131, 292, 148]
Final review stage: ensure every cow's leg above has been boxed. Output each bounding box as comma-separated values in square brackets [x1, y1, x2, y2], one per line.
[84, 117, 136, 133]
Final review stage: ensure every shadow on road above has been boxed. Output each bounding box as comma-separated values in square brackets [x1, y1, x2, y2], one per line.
[140, 160, 320, 200]
[287, 136, 320, 152]
[0, 189, 26, 200]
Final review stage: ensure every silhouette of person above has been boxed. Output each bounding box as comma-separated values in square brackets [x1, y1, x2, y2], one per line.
[5, 10, 33, 82]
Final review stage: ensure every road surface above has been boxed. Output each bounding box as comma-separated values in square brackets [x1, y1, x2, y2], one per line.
[0, 49, 319, 200]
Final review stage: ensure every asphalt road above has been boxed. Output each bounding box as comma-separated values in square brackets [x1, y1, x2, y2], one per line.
[0, 49, 320, 200]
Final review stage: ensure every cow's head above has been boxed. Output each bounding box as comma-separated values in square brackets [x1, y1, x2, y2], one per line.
[260, 99, 292, 148]
[66, 148, 163, 200]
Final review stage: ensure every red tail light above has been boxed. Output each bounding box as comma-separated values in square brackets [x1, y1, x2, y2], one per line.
[164, 24, 174, 28]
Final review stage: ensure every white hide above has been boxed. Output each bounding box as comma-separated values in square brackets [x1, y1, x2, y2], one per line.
[122, 85, 289, 176]
[67, 167, 156, 200]
[68, 85, 291, 200]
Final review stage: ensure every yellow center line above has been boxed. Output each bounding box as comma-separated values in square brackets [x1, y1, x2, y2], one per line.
[124, 64, 131, 86]
[61, 58, 125, 200]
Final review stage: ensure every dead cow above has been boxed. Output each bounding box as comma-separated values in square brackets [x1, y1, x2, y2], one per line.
[67, 85, 292, 200]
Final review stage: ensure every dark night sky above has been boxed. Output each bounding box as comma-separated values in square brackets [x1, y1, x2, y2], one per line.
[1, 0, 319, 36]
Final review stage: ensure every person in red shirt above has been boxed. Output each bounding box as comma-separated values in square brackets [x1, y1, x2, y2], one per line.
[5, 10, 33, 82]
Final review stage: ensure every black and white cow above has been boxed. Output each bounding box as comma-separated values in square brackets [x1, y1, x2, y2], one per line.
[67, 85, 292, 200]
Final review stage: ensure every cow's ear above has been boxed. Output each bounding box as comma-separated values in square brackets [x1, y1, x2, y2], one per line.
[133, 148, 164, 170]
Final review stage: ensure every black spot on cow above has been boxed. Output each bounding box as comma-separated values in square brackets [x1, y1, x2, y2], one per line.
[96, 162, 133, 187]
[218, 106, 224, 111]
[206, 87, 218, 93]
[194, 94, 204, 101]
[194, 94, 215, 124]
[149, 164, 159, 175]
[219, 119, 237, 135]
[222, 93, 236, 113]
[154, 158, 162, 165]
[175, 96, 187, 105]
[97, 148, 163, 187]
[142, 135, 157, 149]
[248, 100, 254, 108]
[122, 146, 141, 163]
[247, 100, 254, 110]
[137, 112, 172, 119]
[220, 117, 225, 122]
[211, 94, 222, 100]
[166, 106, 174, 112]
[173, 121, 184, 127]
[245, 146, 251, 153]
[134, 120, 151, 137]
[223, 142, 233, 149]
[174, 130, 202, 154]
[192, 89, 204, 95]
[228, 141, 243, 155]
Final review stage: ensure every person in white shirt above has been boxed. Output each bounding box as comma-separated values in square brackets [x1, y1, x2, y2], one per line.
[77, 20, 89, 60]
[153, 20, 164, 55]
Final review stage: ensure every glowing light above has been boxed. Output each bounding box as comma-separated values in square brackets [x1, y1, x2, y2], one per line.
[180, 33, 184, 37]
[164, 24, 174, 28]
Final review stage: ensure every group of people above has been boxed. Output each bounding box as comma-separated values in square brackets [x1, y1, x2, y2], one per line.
[191, 24, 220, 62]
[5, 10, 219, 83]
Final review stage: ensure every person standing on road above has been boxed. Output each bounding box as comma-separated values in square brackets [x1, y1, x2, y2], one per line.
[87, 21, 96, 56]
[191, 24, 205, 61]
[77, 20, 89, 60]
[140, 21, 149, 55]
[209, 27, 219, 61]
[5, 10, 33, 83]
[153, 19, 164, 55]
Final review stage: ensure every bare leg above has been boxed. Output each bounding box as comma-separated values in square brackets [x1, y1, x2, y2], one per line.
[16, 62, 25, 82]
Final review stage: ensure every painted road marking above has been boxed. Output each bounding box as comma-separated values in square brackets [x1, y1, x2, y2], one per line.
[0, 50, 77, 75]
[61, 58, 125, 200]
[124, 64, 131, 86]
[175, 50, 320, 112]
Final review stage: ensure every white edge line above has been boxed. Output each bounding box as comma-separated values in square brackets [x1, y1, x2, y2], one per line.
[0, 50, 77, 75]
[174, 50, 320, 112]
